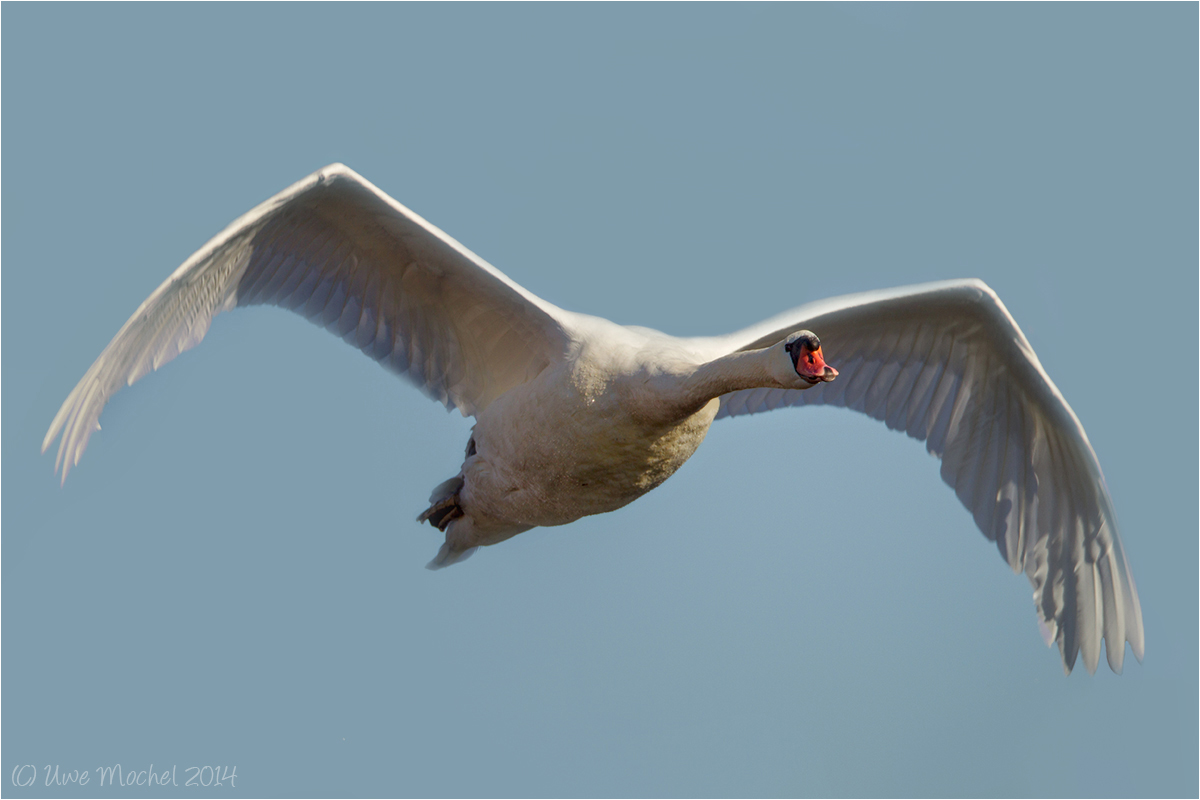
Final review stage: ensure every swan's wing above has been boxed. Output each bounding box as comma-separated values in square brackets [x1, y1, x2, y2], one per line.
[697, 279, 1142, 675]
[43, 164, 570, 481]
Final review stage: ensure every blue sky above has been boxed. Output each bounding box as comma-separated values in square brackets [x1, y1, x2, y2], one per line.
[3, 4, 1196, 797]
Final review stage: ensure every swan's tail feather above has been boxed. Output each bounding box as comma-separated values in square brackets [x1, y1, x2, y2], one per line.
[426, 543, 478, 570]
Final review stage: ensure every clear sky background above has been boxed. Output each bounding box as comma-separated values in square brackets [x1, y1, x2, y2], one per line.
[3, 4, 1196, 798]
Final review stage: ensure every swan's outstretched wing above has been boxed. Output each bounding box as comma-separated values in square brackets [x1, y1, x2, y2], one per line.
[43, 164, 570, 481]
[699, 279, 1142, 675]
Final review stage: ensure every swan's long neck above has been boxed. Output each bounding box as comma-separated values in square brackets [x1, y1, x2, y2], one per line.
[677, 348, 785, 411]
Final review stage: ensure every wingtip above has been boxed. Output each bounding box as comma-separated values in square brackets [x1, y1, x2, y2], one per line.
[42, 415, 64, 454]
[1106, 644, 1125, 675]
[1037, 615, 1055, 647]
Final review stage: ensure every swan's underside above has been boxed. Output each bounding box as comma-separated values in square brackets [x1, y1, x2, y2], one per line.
[43, 164, 1143, 676]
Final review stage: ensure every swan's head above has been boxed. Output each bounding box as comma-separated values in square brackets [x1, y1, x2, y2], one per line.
[783, 331, 838, 387]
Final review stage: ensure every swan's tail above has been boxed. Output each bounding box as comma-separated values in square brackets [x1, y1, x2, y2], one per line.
[426, 542, 478, 570]
[417, 456, 531, 568]
[418, 474, 476, 569]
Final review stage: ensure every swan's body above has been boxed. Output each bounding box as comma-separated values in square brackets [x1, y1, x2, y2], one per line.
[43, 164, 1143, 676]
[447, 328, 723, 545]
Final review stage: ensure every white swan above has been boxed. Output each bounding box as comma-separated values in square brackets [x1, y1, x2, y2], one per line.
[43, 164, 1142, 675]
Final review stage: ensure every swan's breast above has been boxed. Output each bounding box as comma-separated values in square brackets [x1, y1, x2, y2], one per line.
[464, 341, 717, 528]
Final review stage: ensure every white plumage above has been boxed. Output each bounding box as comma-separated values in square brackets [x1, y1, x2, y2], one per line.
[43, 164, 1143, 675]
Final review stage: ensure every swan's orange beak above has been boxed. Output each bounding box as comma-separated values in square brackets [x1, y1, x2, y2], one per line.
[797, 346, 838, 384]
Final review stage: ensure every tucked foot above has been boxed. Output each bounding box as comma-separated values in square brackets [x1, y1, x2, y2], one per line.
[417, 493, 464, 532]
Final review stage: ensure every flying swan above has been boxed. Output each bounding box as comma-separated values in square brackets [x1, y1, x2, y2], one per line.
[43, 164, 1142, 675]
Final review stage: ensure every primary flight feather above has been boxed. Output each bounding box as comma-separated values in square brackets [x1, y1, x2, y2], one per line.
[44, 164, 1143, 675]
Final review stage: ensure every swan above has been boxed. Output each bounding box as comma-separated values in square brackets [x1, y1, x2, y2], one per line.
[43, 164, 1142, 675]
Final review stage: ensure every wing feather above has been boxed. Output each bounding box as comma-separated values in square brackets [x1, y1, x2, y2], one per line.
[882, 324, 926, 431]
[705, 279, 1142, 674]
[44, 164, 571, 481]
